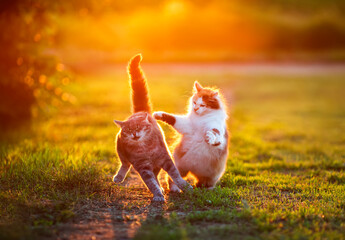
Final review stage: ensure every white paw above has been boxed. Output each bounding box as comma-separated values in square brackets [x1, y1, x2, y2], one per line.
[153, 111, 164, 120]
[152, 195, 165, 202]
[113, 175, 123, 183]
[169, 184, 181, 193]
[205, 131, 217, 145]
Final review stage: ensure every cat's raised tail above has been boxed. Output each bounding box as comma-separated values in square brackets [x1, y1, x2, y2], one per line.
[128, 54, 152, 114]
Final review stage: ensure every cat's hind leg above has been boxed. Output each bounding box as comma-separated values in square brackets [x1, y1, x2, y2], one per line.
[137, 166, 165, 202]
[196, 176, 217, 189]
[113, 154, 131, 183]
[162, 159, 192, 192]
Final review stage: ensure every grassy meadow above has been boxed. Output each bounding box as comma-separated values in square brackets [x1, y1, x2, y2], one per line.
[1, 64, 345, 239]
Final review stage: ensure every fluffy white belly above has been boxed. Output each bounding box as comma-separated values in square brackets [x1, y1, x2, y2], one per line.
[174, 135, 226, 178]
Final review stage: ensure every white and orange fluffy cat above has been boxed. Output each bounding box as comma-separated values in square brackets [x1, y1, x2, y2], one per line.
[153, 81, 229, 191]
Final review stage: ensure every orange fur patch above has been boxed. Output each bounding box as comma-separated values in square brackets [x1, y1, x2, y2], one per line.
[193, 88, 220, 109]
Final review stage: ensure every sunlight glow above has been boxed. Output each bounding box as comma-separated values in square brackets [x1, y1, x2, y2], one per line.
[164, 1, 187, 16]
[54, 0, 271, 65]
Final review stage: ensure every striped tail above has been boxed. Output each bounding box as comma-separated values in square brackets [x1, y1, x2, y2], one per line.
[127, 54, 152, 113]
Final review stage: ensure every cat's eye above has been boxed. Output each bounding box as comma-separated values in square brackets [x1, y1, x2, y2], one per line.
[193, 101, 196, 104]
[200, 104, 205, 107]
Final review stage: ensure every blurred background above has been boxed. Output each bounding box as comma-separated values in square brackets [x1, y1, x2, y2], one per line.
[1, 0, 345, 127]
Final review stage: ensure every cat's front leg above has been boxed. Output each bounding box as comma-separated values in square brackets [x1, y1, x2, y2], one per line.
[205, 129, 222, 146]
[137, 168, 165, 202]
[153, 111, 175, 125]
[153, 111, 190, 134]
[113, 151, 132, 183]
[113, 163, 131, 183]
[162, 158, 193, 192]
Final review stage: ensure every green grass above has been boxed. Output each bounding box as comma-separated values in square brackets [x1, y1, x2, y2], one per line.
[1, 65, 345, 239]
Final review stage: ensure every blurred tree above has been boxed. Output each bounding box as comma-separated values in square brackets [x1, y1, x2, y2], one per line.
[0, 0, 71, 128]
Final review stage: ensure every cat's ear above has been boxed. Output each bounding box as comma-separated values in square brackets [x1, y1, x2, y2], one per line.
[194, 81, 203, 92]
[114, 120, 125, 128]
[212, 91, 219, 97]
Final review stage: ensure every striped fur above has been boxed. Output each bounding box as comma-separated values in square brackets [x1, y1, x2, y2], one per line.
[113, 54, 192, 202]
[128, 54, 152, 113]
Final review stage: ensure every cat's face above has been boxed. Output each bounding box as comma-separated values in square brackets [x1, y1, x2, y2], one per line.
[114, 114, 152, 142]
[192, 81, 220, 116]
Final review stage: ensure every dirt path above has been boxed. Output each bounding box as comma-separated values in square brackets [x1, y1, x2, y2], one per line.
[55, 171, 170, 240]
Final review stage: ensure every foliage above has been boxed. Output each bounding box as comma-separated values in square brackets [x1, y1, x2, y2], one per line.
[0, 0, 73, 128]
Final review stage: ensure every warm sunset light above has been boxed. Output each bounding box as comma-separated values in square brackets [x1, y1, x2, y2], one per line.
[1, 0, 345, 239]
[48, 0, 345, 67]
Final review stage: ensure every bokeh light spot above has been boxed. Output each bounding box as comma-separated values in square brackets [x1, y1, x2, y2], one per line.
[33, 89, 41, 97]
[16, 57, 23, 66]
[46, 82, 53, 90]
[62, 77, 70, 85]
[54, 87, 62, 96]
[34, 33, 41, 42]
[24, 76, 34, 86]
[39, 75, 47, 84]
[56, 63, 65, 72]
[61, 93, 69, 102]
[27, 69, 34, 77]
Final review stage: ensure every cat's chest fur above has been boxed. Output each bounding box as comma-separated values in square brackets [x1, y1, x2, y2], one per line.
[190, 113, 225, 136]
[181, 112, 226, 156]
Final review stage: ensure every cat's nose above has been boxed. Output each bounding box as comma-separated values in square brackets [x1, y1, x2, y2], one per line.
[133, 133, 139, 140]
[194, 107, 199, 112]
